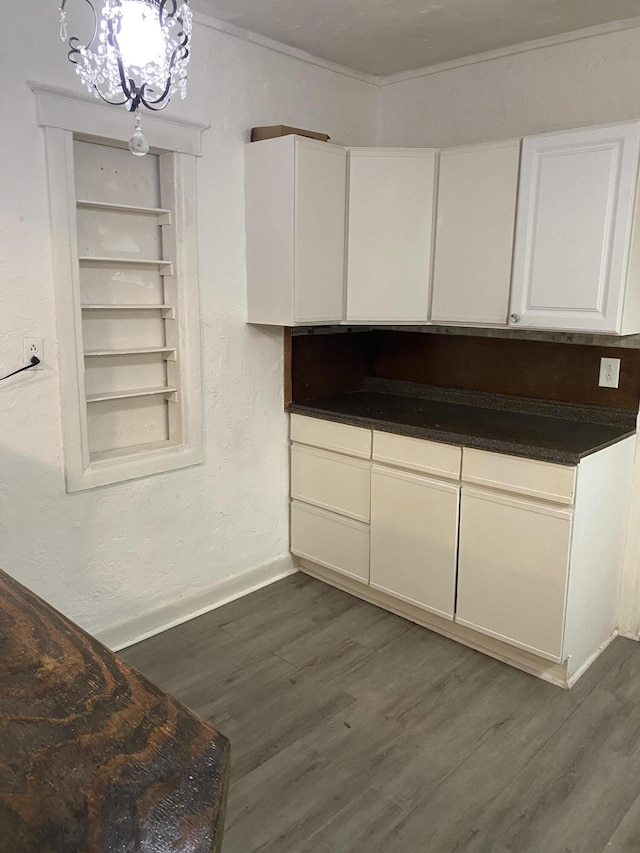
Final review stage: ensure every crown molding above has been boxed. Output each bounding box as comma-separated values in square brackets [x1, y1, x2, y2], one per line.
[37, 12, 640, 110]
[192, 10, 381, 87]
[378, 15, 640, 87]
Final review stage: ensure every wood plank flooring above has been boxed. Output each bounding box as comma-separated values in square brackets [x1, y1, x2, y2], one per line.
[120, 572, 640, 853]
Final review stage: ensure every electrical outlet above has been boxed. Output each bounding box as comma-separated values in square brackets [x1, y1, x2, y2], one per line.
[23, 338, 44, 369]
[599, 357, 621, 389]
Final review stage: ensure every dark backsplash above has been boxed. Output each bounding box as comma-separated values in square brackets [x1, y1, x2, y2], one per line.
[290, 331, 372, 403]
[289, 330, 640, 411]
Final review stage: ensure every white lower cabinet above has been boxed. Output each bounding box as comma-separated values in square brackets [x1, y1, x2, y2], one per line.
[291, 500, 370, 583]
[370, 464, 459, 620]
[289, 414, 635, 686]
[290, 443, 371, 522]
[290, 424, 372, 581]
[456, 487, 573, 662]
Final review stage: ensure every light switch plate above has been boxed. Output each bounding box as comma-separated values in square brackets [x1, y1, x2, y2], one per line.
[599, 357, 621, 389]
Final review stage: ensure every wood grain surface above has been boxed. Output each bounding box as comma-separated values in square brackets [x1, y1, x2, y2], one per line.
[0, 569, 230, 853]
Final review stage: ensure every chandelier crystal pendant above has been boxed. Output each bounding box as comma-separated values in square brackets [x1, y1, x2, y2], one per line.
[59, 0, 192, 155]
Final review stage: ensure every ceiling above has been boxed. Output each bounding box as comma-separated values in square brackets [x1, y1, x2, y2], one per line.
[193, 0, 640, 77]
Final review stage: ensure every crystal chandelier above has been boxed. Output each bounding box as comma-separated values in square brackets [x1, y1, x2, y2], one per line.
[59, 0, 193, 155]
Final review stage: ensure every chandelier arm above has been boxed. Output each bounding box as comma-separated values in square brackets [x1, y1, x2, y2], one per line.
[137, 98, 170, 112]
[111, 32, 136, 105]
[61, 0, 99, 60]
[137, 73, 173, 109]
[93, 88, 131, 108]
[66, 36, 82, 65]
[159, 0, 178, 25]
[176, 22, 189, 52]
[136, 34, 189, 110]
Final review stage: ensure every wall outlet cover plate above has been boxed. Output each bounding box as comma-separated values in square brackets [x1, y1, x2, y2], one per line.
[599, 357, 621, 389]
[23, 338, 44, 369]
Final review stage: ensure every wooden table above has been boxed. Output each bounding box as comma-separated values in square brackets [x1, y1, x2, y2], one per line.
[0, 569, 230, 852]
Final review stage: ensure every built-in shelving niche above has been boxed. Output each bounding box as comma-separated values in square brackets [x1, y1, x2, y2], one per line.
[74, 140, 182, 465]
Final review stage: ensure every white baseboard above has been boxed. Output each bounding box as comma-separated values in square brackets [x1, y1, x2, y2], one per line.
[298, 559, 573, 688]
[618, 628, 640, 641]
[99, 555, 298, 652]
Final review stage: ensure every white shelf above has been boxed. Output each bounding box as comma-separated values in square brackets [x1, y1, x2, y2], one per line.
[87, 386, 178, 403]
[90, 439, 177, 465]
[82, 303, 171, 309]
[77, 199, 172, 223]
[78, 256, 174, 273]
[82, 304, 175, 317]
[84, 346, 176, 358]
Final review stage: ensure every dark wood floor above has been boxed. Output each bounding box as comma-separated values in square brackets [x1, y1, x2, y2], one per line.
[120, 572, 640, 853]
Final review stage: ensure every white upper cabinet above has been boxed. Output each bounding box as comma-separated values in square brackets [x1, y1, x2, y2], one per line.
[245, 136, 347, 326]
[431, 140, 521, 326]
[345, 149, 437, 324]
[510, 122, 640, 334]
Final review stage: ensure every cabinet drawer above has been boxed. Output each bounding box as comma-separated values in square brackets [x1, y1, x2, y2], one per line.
[290, 414, 371, 459]
[462, 448, 576, 505]
[291, 500, 370, 583]
[291, 443, 371, 522]
[373, 431, 461, 480]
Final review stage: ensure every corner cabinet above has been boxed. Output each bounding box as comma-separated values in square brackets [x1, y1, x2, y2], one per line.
[245, 136, 347, 326]
[289, 414, 636, 688]
[345, 149, 437, 324]
[509, 121, 640, 334]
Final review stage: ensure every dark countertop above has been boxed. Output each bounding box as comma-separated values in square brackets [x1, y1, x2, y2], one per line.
[0, 568, 230, 853]
[289, 380, 637, 465]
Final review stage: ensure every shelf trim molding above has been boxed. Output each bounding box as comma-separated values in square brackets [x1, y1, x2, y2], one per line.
[30, 82, 208, 156]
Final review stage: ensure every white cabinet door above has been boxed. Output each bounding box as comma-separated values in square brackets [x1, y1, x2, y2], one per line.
[370, 465, 459, 620]
[291, 500, 370, 583]
[456, 486, 573, 662]
[431, 140, 520, 326]
[245, 136, 346, 326]
[294, 140, 347, 324]
[510, 122, 640, 333]
[346, 149, 437, 324]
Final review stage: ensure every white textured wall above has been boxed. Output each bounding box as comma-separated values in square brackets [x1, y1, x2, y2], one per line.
[5, 4, 640, 648]
[378, 27, 640, 148]
[0, 3, 377, 645]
